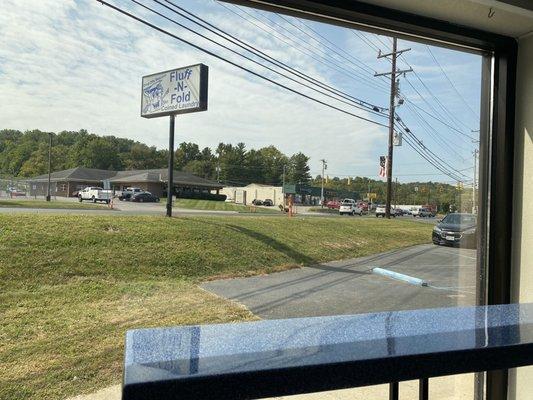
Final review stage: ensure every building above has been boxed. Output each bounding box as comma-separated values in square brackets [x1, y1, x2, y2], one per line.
[221, 183, 359, 206]
[27, 167, 222, 198]
[221, 183, 283, 205]
[108, 168, 222, 198]
[27, 167, 116, 197]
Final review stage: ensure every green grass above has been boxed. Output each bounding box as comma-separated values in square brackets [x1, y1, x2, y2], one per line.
[0, 214, 432, 400]
[173, 198, 279, 213]
[0, 199, 111, 210]
[308, 207, 339, 214]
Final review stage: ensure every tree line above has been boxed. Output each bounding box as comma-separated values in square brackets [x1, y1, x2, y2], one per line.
[1, 129, 470, 211]
[0, 129, 311, 186]
[310, 175, 473, 212]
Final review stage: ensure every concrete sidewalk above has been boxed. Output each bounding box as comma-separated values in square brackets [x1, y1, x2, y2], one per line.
[69, 374, 474, 400]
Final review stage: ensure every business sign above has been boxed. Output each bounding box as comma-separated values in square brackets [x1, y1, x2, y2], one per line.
[283, 184, 296, 194]
[141, 63, 208, 118]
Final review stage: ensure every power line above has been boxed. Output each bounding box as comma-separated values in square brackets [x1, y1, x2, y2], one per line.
[95, 0, 389, 128]
[133, 0, 387, 118]
[402, 96, 476, 141]
[425, 45, 480, 119]
[158, 0, 388, 115]
[406, 70, 473, 132]
[371, 42, 477, 139]
[400, 133, 464, 182]
[403, 102, 469, 161]
[220, 3, 390, 94]
[394, 119, 468, 181]
[276, 13, 380, 79]
[256, 9, 390, 91]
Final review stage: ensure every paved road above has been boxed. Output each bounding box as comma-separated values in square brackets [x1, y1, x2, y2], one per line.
[202, 244, 477, 319]
[0, 205, 440, 224]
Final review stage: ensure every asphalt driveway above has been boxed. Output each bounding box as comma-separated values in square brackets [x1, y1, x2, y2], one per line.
[202, 244, 477, 319]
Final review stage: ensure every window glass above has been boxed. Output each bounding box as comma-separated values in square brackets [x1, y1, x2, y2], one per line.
[0, 1, 483, 399]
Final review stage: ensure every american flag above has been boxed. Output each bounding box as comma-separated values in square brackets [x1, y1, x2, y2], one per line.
[379, 156, 387, 178]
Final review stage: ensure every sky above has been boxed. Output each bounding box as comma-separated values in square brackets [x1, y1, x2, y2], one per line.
[0, 0, 481, 184]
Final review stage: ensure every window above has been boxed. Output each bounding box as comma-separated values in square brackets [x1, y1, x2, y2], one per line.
[0, 1, 518, 399]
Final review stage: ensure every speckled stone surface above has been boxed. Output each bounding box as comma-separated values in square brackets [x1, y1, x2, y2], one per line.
[122, 304, 533, 400]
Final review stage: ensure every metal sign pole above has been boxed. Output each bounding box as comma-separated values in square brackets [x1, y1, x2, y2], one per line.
[167, 114, 175, 217]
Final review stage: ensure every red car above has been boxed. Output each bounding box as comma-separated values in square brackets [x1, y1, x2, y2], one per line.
[357, 201, 369, 212]
[325, 200, 340, 209]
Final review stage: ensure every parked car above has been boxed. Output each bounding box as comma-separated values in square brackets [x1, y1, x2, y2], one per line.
[326, 200, 340, 209]
[422, 204, 438, 217]
[131, 192, 160, 203]
[375, 205, 400, 217]
[78, 187, 112, 203]
[412, 207, 432, 217]
[432, 213, 477, 248]
[118, 187, 143, 201]
[263, 199, 274, 206]
[252, 199, 263, 206]
[375, 204, 387, 217]
[357, 201, 369, 213]
[339, 198, 362, 216]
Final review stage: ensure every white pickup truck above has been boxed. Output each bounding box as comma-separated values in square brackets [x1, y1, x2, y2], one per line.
[78, 187, 113, 204]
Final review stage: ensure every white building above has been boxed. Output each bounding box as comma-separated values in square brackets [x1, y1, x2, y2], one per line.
[221, 183, 283, 206]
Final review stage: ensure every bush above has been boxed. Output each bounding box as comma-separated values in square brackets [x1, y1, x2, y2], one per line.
[176, 191, 227, 201]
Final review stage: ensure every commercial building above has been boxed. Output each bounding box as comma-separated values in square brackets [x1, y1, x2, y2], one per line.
[221, 183, 283, 206]
[221, 183, 359, 206]
[27, 167, 222, 198]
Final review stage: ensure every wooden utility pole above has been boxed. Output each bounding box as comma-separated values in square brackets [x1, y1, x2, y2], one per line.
[375, 38, 412, 218]
[320, 159, 327, 208]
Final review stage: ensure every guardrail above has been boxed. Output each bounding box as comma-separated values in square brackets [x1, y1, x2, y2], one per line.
[122, 304, 533, 400]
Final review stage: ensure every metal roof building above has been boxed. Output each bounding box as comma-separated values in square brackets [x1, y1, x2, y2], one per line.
[27, 167, 222, 198]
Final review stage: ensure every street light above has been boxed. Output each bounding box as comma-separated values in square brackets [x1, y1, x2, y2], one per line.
[46, 132, 52, 202]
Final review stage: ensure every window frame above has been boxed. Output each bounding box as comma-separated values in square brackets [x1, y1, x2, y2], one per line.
[222, 1, 517, 399]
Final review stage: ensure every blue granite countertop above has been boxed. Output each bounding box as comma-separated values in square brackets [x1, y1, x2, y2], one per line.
[123, 304, 533, 399]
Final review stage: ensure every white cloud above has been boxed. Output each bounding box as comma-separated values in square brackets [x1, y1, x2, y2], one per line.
[0, 0, 480, 180]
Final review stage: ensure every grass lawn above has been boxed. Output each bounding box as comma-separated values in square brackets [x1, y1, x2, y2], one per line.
[0, 199, 111, 210]
[0, 214, 432, 400]
[307, 207, 339, 214]
[173, 198, 279, 213]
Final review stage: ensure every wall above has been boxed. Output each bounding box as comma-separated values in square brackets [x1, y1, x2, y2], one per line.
[510, 33, 533, 400]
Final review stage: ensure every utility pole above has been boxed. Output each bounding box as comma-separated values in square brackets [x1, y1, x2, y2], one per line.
[472, 149, 478, 214]
[46, 132, 52, 202]
[282, 164, 286, 207]
[320, 159, 327, 208]
[394, 177, 398, 207]
[375, 38, 412, 219]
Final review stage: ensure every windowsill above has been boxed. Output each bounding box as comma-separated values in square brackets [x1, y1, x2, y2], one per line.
[122, 304, 533, 399]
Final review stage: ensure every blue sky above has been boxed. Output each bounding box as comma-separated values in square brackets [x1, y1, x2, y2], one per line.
[0, 0, 481, 184]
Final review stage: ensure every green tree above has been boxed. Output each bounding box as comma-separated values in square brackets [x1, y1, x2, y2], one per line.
[287, 152, 311, 184]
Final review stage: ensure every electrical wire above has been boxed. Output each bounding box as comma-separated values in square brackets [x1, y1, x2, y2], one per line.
[132, 0, 387, 118]
[219, 2, 390, 94]
[425, 45, 480, 119]
[95, 0, 389, 127]
[157, 0, 388, 115]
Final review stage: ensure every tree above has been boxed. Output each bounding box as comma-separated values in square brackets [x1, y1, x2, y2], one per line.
[175, 142, 201, 169]
[287, 152, 311, 184]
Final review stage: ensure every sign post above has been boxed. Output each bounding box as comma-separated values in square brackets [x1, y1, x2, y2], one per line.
[167, 114, 175, 217]
[141, 63, 208, 217]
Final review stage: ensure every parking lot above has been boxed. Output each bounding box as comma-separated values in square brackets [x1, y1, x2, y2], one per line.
[203, 243, 477, 319]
